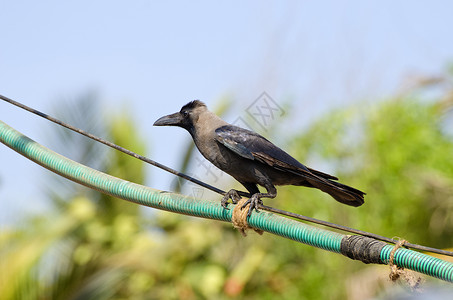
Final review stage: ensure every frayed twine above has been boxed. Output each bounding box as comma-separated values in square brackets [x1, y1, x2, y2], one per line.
[231, 198, 263, 237]
[389, 238, 423, 291]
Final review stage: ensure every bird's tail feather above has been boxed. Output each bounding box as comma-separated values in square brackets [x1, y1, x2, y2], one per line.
[307, 177, 365, 207]
[272, 161, 365, 206]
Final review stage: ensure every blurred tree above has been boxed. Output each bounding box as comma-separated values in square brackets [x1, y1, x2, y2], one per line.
[0, 95, 152, 300]
[280, 72, 453, 298]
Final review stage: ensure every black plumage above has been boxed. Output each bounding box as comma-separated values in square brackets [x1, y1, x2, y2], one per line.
[154, 100, 365, 216]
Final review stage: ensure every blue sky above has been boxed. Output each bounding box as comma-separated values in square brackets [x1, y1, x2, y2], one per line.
[1, 1, 452, 225]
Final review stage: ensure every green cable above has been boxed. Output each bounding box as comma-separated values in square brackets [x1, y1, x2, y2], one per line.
[381, 245, 453, 281]
[1, 119, 453, 283]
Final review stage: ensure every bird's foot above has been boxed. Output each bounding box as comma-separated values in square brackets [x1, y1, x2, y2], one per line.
[221, 189, 242, 209]
[241, 193, 264, 217]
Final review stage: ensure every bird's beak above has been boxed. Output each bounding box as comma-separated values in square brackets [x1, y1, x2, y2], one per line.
[153, 112, 183, 126]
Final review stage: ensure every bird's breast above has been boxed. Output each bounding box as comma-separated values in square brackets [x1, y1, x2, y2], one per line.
[193, 135, 241, 171]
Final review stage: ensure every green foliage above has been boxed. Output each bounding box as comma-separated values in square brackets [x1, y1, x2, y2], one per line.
[280, 97, 453, 298]
[98, 110, 146, 218]
[288, 99, 453, 247]
[1, 98, 151, 300]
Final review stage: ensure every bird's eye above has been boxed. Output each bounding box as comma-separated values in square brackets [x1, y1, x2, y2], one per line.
[183, 111, 189, 118]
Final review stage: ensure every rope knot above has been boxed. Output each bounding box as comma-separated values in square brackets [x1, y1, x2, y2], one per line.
[231, 198, 263, 236]
[389, 238, 423, 291]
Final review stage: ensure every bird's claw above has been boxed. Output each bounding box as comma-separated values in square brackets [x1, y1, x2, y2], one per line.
[221, 189, 241, 209]
[241, 194, 263, 217]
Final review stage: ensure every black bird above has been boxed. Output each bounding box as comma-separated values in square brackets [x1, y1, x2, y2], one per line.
[154, 100, 365, 216]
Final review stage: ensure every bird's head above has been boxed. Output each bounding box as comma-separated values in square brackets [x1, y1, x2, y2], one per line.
[153, 100, 207, 133]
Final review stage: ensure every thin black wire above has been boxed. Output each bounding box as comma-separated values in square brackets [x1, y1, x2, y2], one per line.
[260, 205, 453, 257]
[2, 94, 453, 258]
[0, 94, 247, 197]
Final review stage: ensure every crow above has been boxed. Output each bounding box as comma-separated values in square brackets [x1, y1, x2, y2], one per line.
[154, 100, 365, 216]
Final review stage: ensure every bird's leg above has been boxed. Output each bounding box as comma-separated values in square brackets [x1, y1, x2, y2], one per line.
[221, 182, 257, 209]
[242, 184, 277, 217]
[221, 189, 242, 208]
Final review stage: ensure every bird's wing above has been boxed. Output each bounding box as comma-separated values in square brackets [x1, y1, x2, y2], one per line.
[215, 125, 338, 180]
[215, 125, 364, 206]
